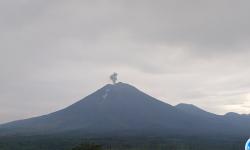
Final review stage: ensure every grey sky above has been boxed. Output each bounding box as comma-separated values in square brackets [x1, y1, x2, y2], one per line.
[1, 0, 250, 123]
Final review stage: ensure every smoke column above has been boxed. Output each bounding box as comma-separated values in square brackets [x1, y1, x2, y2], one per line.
[110, 73, 118, 84]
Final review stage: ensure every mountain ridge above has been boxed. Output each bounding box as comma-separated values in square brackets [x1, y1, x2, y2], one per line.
[0, 82, 249, 137]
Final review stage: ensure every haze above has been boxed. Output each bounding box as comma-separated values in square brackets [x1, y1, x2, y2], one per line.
[0, 0, 250, 123]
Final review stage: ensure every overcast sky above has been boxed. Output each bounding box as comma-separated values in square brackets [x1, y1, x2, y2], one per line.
[1, 0, 250, 123]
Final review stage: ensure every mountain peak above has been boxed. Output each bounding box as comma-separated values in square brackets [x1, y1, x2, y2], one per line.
[224, 112, 240, 117]
[175, 103, 217, 117]
[102, 82, 138, 92]
[2, 82, 250, 137]
[113, 82, 135, 87]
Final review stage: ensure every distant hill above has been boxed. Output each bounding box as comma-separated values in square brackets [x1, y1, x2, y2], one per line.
[0, 82, 249, 137]
[175, 103, 218, 117]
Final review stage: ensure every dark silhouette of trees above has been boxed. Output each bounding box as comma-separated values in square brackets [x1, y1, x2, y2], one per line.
[71, 143, 102, 150]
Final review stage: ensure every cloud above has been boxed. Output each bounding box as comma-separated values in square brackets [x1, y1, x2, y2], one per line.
[0, 0, 250, 123]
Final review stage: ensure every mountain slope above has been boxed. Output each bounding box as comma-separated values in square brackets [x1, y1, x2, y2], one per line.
[175, 103, 218, 118]
[0, 82, 249, 137]
[0, 83, 191, 136]
[175, 103, 250, 135]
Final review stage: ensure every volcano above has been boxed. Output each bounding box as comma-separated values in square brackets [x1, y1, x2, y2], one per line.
[0, 82, 249, 137]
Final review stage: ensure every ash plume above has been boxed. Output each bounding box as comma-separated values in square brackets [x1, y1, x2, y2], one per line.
[110, 73, 118, 84]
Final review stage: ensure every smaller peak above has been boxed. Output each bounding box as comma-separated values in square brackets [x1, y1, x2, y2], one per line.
[175, 103, 215, 116]
[224, 112, 240, 117]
